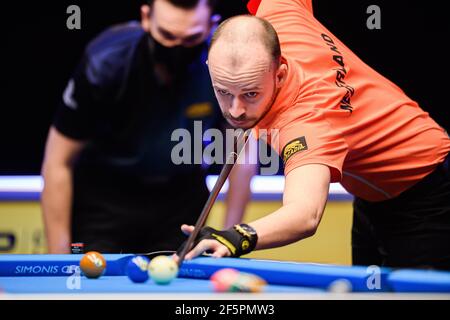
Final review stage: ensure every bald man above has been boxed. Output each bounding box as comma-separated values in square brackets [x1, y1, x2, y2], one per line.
[177, 0, 450, 269]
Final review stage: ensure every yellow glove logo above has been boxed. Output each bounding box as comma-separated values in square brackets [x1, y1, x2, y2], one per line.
[212, 233, 237, 255]
[241, 240, 250, 251]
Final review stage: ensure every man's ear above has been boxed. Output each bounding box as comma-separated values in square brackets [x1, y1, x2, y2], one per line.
[140, 4, 151, 31]
[276, 61, 288, 89]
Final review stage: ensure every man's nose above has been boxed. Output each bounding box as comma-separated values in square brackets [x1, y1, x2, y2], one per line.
[229, 98, 246, 119]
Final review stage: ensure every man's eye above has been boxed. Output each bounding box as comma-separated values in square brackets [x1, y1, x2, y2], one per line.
[217, 89, 230, 96]
[244, 92, 258, 98]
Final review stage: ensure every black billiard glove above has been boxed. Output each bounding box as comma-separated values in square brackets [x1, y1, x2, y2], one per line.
[177, 224, 258, 257]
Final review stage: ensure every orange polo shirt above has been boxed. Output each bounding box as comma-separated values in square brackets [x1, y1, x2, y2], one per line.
[250, 0, 450, 201]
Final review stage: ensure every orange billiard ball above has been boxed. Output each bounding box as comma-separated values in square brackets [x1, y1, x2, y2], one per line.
[79, 251, 106, 279]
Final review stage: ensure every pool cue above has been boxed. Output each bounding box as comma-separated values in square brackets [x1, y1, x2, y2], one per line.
[177, 129, 250, 267]
[140, 250, 176, 259]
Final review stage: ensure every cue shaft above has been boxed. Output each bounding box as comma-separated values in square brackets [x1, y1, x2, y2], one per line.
[177, 130, 250, 267]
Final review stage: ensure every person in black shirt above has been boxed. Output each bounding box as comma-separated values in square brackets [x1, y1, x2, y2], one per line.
[41, 0, 256, 254]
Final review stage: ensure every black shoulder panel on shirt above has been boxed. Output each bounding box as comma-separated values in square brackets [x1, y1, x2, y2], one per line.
[83, 21, 146, 91]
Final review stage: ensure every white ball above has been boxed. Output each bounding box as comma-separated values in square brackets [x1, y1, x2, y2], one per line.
[327, 279, 353, 293]
[148, 255, 179, 285]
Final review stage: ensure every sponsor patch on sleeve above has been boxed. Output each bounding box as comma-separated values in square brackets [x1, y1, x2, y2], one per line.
[282, 137, 308, 164]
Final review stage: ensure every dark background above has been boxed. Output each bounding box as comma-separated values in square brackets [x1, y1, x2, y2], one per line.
[1, 0, 448, 174]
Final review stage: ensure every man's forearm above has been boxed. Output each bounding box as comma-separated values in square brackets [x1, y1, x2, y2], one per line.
[249, 201, 323, 250]
[224, 163, 257, 228]
[41, 166, 74, 254]
[248, 164, 330, 250]
[179, 165, 330, 260]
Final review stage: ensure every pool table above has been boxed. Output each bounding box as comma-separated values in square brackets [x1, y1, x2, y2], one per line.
[0, 254, 449, 299]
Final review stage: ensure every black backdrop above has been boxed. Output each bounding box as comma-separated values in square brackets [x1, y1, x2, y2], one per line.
[1, 0, 448, 174]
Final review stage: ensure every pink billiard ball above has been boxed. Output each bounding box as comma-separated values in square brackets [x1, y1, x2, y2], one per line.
[210, 268, 240, 292]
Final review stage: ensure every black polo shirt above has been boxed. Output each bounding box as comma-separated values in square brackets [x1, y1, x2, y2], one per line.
[54, 21, 221, 185]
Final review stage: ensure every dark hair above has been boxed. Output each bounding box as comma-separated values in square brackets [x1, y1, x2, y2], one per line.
[209, 15, 281, 65]
[147, 0, 217, 11]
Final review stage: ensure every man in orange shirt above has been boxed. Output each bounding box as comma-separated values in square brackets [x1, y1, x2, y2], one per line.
[177, 0, 450, 269]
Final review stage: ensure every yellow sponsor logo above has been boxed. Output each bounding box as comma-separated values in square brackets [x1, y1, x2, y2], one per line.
[241, 240, 250, 251]
[185, 102, 213, 118]
[282, 137, 308, 163]
[212, 233, 236, 255]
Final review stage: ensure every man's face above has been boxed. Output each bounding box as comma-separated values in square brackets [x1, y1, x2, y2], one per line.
[141, 0, 218, 48]
[208, 45, 286, 129]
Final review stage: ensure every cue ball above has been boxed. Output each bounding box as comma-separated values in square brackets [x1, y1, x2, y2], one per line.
[327, 279, 353, 293]
[126, 256, 150, 283]
[79, 251, 106, 279]
[148, 255, 178, 285]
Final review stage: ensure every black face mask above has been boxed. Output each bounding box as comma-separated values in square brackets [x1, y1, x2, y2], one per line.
[150, 37, 207, 74]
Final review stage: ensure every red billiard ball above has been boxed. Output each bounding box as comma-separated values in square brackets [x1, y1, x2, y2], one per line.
[79, 251, 106, 279]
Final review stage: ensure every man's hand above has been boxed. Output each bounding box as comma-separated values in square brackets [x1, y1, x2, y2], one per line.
[176, 225, 232, 261]
[175, 223, 259, 262]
